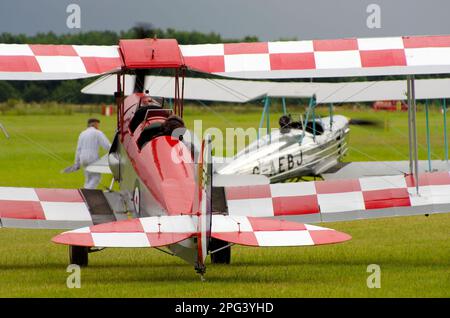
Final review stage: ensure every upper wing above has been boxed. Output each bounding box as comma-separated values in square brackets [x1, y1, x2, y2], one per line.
[0, 39, 182, 81]
[4, 35, 450, 81]
[218, 171, 450, 223]
[0, 44, 121, 80]
[181, 35, 450, 79]
[0, 187, 123, 229]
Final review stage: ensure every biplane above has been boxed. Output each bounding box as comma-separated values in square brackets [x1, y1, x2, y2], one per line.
[1, 35, 450, 278]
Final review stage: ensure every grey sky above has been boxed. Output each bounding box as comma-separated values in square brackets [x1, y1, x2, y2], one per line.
[1, 0, 449, 41]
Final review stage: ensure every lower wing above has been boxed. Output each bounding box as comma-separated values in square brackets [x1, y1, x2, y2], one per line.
[0, 187, 126, 229]
[216, 171, 450, 223]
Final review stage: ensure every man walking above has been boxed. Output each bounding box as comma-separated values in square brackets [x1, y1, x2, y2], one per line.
[74, 118, 111, 189]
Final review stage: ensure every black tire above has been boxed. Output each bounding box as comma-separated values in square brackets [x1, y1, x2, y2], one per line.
[69, 246, 89, 267]
[210, 238, 231, 264]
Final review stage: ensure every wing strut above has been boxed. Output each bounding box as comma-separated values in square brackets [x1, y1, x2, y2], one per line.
[407, 75, 420, 194]
[443, 98, 448, 163]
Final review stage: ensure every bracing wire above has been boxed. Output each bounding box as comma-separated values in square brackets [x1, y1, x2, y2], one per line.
[6, 126, 70, 164]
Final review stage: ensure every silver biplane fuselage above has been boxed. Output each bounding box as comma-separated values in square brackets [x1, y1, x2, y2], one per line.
[216, 115, 350, 182]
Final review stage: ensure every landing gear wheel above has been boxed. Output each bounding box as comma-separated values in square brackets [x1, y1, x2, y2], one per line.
[210, 238, 231, 264]
[69, 246, 89, 267]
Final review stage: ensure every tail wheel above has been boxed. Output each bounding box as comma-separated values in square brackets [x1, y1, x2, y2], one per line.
[210, 238, 231, 264]
[69, 245, 89, 267]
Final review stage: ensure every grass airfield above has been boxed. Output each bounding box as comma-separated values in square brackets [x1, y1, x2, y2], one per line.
[0, 104, 449, 297]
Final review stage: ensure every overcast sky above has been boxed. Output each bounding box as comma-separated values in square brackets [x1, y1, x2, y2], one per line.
[1, 0, 450, 41]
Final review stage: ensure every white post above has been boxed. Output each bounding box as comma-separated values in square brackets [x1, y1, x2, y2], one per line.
[407, 77, 413, 175]
[409, 76, 420, 194]
[0, 123, 9, 138]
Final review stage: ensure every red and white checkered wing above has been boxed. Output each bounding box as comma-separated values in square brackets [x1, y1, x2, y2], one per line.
[0, 44, 122, 80]
[181, 35, 450, 79]
[52, 215, 196, 248]
[211, 215, 351, 247]
[224, 172, 450, 223]
[4, 34, 450, 81]
[0, 187, 94, 229]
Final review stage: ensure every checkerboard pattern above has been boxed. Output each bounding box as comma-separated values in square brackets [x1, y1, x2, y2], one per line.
[225, 172, 450, 218]
[2, 35, 450, 80]
[53, 215, 196, 247]
[180, 35, 450, 77]
[0, 44, 121, 79]
[0, 187, 92, 222]
[211, 215, 351, 247]
[52, 214, 351, 248]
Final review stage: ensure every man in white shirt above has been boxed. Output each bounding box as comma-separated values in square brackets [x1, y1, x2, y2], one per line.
[74, 118, 111, 189]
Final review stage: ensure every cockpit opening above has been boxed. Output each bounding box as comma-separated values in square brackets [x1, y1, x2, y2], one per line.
[137, 115, 186, 150]
[129, 96, 170, 133]
[279, 114, 324, 136]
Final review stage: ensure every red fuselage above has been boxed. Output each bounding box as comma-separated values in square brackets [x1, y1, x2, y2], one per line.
[119, 93, 196, 216]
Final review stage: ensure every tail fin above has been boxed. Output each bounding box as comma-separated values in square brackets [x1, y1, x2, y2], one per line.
[195, 134, 213, 274]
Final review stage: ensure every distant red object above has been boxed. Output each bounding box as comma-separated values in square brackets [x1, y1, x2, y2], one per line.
[373, 100, 408, 111]
[101, 104, 114, 116]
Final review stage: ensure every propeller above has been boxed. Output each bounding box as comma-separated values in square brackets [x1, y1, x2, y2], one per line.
[348, 118, 380, 127]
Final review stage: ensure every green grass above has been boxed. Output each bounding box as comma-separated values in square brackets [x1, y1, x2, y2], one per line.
[0, 105, 449, 297]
